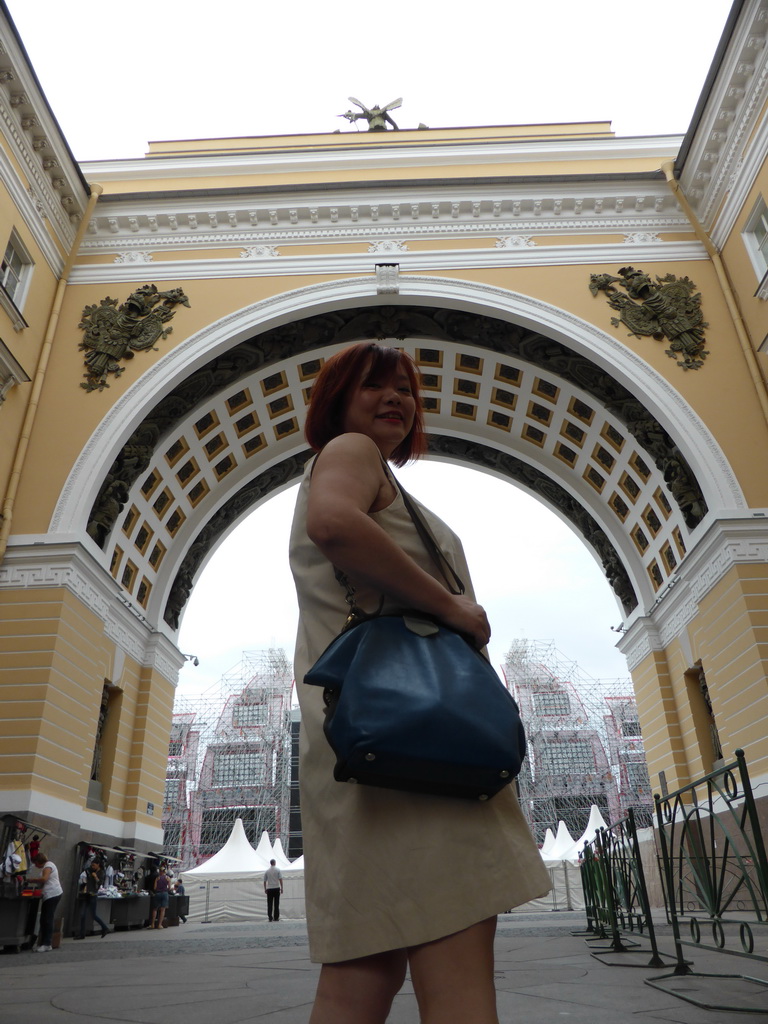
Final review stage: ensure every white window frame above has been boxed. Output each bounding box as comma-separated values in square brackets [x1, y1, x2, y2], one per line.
[0, 335, 29, 403]
[742, 196, 768, 300]
[0, 230, 32, 329]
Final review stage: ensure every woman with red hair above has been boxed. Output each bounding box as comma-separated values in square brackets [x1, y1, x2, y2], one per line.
[290, 342, 550, 1023]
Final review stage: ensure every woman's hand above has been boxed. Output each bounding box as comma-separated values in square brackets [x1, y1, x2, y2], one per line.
[438, 594, 491, 649]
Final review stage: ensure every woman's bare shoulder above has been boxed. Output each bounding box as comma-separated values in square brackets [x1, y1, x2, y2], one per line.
[320, 432, 381, 459]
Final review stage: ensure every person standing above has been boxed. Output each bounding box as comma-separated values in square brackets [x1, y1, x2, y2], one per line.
[149, 864, 171, 929]
[28, 851, 63, 952]
[289, 342, 551, 1022]
[76, 857, 110, 939]
[263, 859, 283, 922]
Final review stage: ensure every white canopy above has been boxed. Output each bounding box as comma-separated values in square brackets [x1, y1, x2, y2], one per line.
[540, 827, 556, 857]
[541, 820, 579, 866]
[573, 804, 608, 852]
[181, 818, 271, 881]
[271, 838, 292, 870]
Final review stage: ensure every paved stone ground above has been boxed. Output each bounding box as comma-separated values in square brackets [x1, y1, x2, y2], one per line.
[2, 912, 767, 1022]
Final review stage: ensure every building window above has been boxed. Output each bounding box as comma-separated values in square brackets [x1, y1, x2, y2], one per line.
[533, 690, 571, 715]
[539, 739, 594, 774]
[743, 197, 768, 298]
[233, 702, 268, 727]
[0, 232, 31, 329]
[211, 750, 267, 787]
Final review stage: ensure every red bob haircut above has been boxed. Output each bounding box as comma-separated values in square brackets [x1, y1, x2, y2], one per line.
[304, 343, 426, 466]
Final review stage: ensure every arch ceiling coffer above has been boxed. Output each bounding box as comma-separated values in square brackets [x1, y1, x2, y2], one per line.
[85, 306, 708, 631]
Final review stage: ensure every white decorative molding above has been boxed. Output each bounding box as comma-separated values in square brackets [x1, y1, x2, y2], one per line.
[70, 241, 709, 287]
[0, 541, 184, 684]
[619, 516, 768, 669]
[368, 239, 408, 254]
[681, 0, 768, 233]
[240, 244, 280, 258]
[495, 236, 536, 248]
[79, 201, 691, 253]
[375, 262, 399, 294]
[0, 336, 29, 402]
[80, 134, 683, 183]
[79, 213, 692, 251]
[114, 250, 154, 264]
[624, 232, 661, 244]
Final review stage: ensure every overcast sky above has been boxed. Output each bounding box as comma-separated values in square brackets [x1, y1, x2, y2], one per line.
[8, 0, 732, 160]
[6, 0, 735, 691]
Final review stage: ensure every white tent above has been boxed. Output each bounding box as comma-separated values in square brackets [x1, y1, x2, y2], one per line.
[271, 838, 292, 870]
[573, 804, 609, 853]
[183, 818, 271, 881]
[542, 820, 579, 867]
[540, 827, 556, 858]
[181, 819, 305, 923]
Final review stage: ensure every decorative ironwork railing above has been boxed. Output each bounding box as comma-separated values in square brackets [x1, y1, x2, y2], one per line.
[647, 748, 768, 1012]
[579, 808, 667, 967]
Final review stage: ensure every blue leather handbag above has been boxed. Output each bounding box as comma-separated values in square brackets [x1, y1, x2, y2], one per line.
[304, 611, 526, 800]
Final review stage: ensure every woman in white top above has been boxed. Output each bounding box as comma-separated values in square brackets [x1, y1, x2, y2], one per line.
[29, 851, 63, 951]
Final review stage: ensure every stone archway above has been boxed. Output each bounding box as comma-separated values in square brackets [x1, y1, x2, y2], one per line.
[54, 283, 738, 641]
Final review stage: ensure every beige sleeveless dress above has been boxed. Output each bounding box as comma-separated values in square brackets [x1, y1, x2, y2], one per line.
[289, 460, 551, 964]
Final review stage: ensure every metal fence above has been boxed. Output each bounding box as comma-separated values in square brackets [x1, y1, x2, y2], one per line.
[647, 748, 768, 1011]
[579, 808, 668, 967]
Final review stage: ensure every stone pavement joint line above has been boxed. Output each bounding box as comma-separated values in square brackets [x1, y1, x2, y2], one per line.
[1, 914, 767, 1023]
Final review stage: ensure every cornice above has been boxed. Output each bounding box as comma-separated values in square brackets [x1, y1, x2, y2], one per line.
[0, 540, 183, 684]
[618, 515, 768, 669]
[80, 135, 682, 183]
[0, 16, 88, 238]
[69, 240, 708, 285]
[680, 0, 768, 231]
[710, 105, 768, 250]
[81, 178, 685, 249]
[0, 133, 65, 274]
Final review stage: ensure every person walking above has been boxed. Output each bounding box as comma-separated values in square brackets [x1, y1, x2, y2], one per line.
[289, 342, 551, 1023]
[28, 851, 63, 952]
[76, 856, 110, 939]
[174, 879, 187, 922]
[263, 859, 283, 922]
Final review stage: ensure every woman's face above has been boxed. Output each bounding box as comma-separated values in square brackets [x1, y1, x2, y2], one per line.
[342, 358, 416, 457]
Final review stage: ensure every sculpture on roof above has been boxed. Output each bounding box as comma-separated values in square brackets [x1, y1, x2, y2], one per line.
[341, 97, 402, 131]
[589, 266, 709, 370]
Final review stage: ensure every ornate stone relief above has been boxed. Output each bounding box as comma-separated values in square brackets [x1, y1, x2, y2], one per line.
[78, 284, 190, 392]
[623, 232, 661, 244]
[589, 266, 709, 370]
[114, 251, 154, 264]
[240, 245, 280, 258]
[367, 239, 408, 254]
[495, 236, 536, 248]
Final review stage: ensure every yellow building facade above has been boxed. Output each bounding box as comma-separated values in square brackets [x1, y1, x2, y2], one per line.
[1, 0, 767, 885]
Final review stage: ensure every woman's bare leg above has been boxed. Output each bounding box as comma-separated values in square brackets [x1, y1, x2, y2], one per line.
[309, 948, 408, 1024]
[407, 917, 499, 1024]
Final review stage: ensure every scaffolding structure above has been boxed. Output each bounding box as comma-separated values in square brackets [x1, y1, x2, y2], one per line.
[162, 649, 294, 868]
[503, 640, 653, 845]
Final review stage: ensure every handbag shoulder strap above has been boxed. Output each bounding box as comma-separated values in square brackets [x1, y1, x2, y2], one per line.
[381, 460, 465, 597]
[326, 454, 466, 624]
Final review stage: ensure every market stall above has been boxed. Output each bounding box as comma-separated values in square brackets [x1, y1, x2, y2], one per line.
[0, 815, 52, 950]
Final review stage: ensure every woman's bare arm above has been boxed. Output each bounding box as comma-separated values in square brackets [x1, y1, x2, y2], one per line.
[307, 434, 490, 647]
